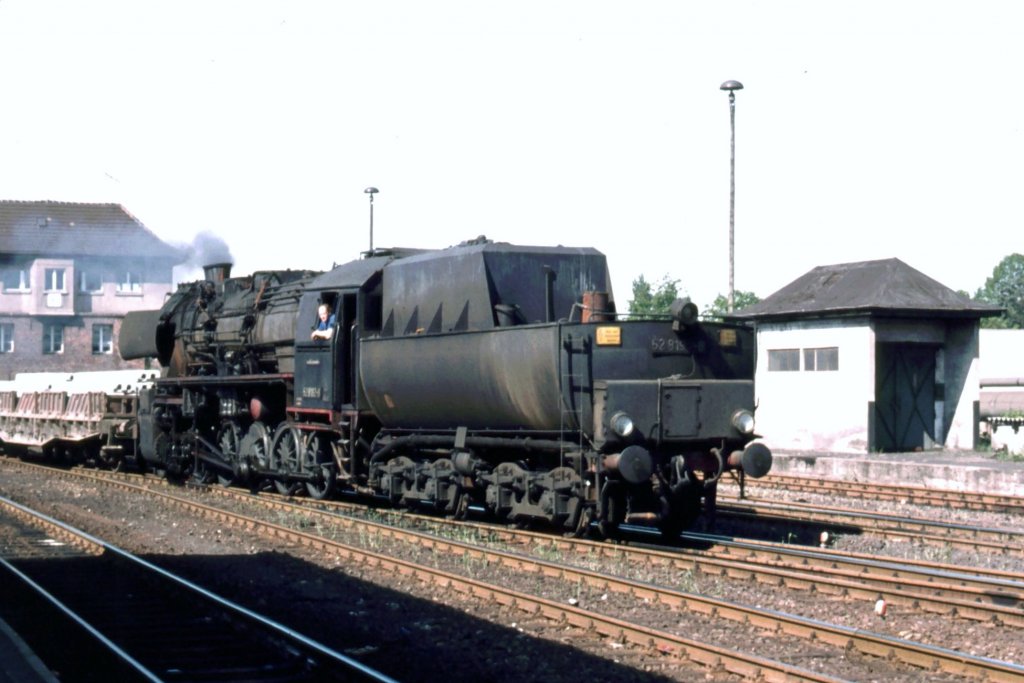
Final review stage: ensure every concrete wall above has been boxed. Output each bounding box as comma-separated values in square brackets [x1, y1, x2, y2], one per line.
[754, 318, 874, 453]
[756, 316, 985, 453]
[941, 321, 980, 449]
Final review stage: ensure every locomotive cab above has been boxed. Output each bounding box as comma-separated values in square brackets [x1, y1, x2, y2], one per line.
[294, 290, 356, 410]
[293, 251, 410, 414]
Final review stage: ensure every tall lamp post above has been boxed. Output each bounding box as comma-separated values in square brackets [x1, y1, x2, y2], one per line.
[720, 80, 743, 312]
[364, 186, 379, 253]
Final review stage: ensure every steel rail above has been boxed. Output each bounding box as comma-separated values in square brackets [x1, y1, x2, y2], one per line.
[31, 467, 1024, 682]
[736, 473, 1024, 513]
[96, 466, 1024, 608]
[0, 459, 843, 681]
[153, 488, 1024, 680]
[6, 458, 1024, 679]
[718, 501, 1024, 554]
[679, 531, 1024, 592]
[22, 476, 846, 681]
[214, 485, 1024, 626]
[8, 460, 1023, 626]
[0, 550, 164, 683]
[208, 480, 1024, 617]
[0, 494, 398, 683]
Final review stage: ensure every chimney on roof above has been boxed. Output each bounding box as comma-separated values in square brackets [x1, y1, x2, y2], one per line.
[203, 263, 232, 284]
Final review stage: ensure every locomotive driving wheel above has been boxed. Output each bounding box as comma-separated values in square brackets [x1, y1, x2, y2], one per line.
[301, 432, 336, 500]
[239, 422, 271, 491]
[151, 431, 172, 479]
[270, 424, 301, 495]
[215, 420, 243, 487]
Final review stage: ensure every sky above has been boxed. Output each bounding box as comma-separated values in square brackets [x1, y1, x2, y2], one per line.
[0, 1, 1021, 311]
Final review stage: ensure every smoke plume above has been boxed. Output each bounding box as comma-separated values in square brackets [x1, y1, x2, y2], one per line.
[181, 230, 234, 267]
[172, 230, 235, 285]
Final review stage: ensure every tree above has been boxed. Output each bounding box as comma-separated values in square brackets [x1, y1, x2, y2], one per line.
[975, 253, 1024, 329]
[702, 290, 761, 320]
[628, 275, 680, 318]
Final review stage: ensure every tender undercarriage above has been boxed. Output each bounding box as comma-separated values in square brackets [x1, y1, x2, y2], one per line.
[147, 396, 721, 539]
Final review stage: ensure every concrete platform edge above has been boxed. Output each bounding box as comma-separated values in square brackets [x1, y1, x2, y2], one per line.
[768, 450, 1024, 497]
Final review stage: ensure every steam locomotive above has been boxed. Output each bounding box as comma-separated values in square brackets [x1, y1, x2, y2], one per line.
[115, 237, 771, 537]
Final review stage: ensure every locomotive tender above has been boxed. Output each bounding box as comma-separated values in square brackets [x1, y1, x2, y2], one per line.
[119, 237, 771, 536]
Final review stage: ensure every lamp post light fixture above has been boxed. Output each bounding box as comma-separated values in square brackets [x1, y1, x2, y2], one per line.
[720, 79, 743, 313]
[364, 186, 379, 253]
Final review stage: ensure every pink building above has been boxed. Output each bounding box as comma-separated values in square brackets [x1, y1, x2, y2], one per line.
[0, 200, 182, 379]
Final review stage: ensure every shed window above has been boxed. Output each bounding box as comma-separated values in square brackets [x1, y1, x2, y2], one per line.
[0, 323, 12, 353]
[80, 271, 103, 293]
[117, 272, 142, 293]
[2, 269, 29, 292]
[92, 324, 114, 354]
[43, 324, 63, 354]
[44, 268, 66, 292]
[804, 347, 839, 371]
[768, 349, 800, 372]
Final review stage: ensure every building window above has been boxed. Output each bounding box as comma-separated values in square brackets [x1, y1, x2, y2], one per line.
[2, 269, 29, 292]
[117, 272, 142, 294]
[804, 347, 839, 371]
[80, 271, 103, 293]
[768, 349, 800, 372]
[44, 268, 66, 292]
[0, 323, 12, 353]
[43, 324, 64, 354]
[92, 324, 114, 354]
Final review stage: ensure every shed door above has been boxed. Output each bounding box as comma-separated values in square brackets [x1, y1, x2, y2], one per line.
[874, 343, 936, 452]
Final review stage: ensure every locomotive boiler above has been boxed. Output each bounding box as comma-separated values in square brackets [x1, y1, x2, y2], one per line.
[120, 237, 771, 537]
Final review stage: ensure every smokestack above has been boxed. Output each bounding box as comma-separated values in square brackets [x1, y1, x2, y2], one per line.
[203, 262, 232, 284]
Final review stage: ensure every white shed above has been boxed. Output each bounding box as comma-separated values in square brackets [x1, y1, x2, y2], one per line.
[728, 259, 1000, 453]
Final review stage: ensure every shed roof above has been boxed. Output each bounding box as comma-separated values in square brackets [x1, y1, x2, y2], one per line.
[0, 200, 182, 261]
[728, 258, 1001, 321]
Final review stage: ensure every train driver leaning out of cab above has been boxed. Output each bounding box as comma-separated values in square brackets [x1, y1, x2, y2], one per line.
[311, 303, 336, 341]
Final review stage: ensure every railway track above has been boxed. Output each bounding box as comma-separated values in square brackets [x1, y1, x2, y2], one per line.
[8, 459, 1024, 625]
[733, 473, 1024, 514]
[198, 484, 1024, 628]
[716, 498, 1024, 554]
[5, 460, 1024, 681]
[0, 462, 841, 682]
[0, 494, 396, 683]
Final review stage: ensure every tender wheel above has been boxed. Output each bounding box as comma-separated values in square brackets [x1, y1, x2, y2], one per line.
[449, 489, 470, 520]
[215, 420, 243, 487]
[302, 432, 336, 500]
[270, 424, 301, 496]
[570, 505, 594, 538]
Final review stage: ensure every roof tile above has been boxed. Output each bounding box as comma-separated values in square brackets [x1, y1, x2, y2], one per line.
[729, 258, 1001, 320]
[0, 200, 182, 261]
